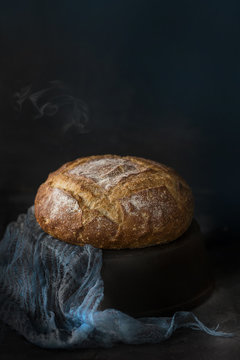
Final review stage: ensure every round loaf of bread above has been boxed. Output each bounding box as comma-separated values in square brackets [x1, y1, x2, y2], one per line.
[34, 155, 194, 249]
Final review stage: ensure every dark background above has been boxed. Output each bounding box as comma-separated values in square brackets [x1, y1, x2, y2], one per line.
[0, 1, 240, 358]
[0, 0, 239, 238]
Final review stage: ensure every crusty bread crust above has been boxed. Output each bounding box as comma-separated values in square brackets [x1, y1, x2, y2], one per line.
[34, 155, 194, 249]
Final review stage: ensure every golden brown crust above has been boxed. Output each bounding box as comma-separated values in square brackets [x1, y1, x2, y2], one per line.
[34, 154, 194, 249]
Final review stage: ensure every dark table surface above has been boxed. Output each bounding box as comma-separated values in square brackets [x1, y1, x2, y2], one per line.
[0, 228, 240, 360]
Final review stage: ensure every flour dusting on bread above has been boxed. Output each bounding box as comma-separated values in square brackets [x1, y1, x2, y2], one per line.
[47, 188, 81, 219]
[68, 158, 146, 190]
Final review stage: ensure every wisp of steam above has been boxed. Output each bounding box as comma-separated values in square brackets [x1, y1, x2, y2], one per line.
[13, 81, 88, 133]
[0, 207, 232, 349]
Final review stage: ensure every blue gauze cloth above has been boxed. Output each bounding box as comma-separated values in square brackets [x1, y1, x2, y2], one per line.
[0, 206, 231, 349]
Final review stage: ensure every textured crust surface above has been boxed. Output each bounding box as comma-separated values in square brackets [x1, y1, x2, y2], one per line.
[34, 155, 194, 249]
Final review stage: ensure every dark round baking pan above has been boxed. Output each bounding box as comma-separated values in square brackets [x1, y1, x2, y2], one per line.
[100, 220, 213, 317]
